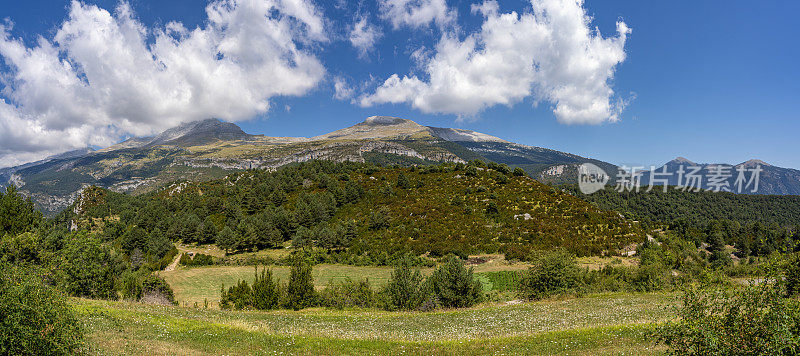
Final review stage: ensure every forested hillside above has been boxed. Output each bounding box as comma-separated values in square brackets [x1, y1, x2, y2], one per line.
[61, 160, 645, 261]
[565, 185, 800, 227]
[565, 185, 800, 256]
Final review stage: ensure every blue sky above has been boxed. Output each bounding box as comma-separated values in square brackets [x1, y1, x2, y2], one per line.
[1, 0, 798, 169]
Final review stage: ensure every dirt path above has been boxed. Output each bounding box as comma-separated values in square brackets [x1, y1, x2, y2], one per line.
[164, 252, 183, 272]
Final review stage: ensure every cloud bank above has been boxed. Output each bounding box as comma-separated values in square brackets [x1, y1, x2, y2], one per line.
[361, 0, 631, 124]
[0, 0, 326, 167]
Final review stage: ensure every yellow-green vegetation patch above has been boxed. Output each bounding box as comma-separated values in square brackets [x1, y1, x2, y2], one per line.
[74, 292, 672, 355]
[160, 264, 400, 307]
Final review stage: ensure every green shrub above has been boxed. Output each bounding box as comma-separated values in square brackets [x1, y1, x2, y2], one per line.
[786, 253, 800, 297]
[0, 231, 42, 264]
[428, 255, 483, 309]
[55, 234, 121, 300]
[252, 268, 281, 310]
[120, 271, 143, 300]
[179, 253, 215, 267]
[220, 280, 252, 310]
[383, 259, 428, 311]
[141, 275, 177, 305]
[654, 282, 800, 355]
[321, 278, 374, 309]
[0, 264, 85, 355]
[285, 256, 317, 310]
[518, 250, 579, 300]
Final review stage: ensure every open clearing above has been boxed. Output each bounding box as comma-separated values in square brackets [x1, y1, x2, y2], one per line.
[160, 256, 641, 307]
[160, 264, 399, 307]
[75, 292, 673, 355]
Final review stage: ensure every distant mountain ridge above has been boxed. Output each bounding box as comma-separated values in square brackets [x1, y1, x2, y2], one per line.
[2, 116, 798, 214]
[638, 157, 800, 195]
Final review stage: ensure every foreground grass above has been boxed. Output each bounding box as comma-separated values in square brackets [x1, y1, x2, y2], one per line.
[75, 292, 672, 355]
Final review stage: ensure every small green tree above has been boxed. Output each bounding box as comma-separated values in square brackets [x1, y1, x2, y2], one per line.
[368, 206, 390, 230]
[396, 173, 411, 189]
[146, 228, 172, 259]
[285, 255, 317, 310]
[0, 186, 42, 237]
[220, 280, 252, 310]
[252, 267, 281, 310]
[428, 255, 483, 309]
[383, 258, 428, 311]
[216, 226, 238, 254]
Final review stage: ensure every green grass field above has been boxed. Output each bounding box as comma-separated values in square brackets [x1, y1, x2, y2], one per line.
[160, 264, 400, 307]
[159, 256, 638, 307]
[75, 292, 673, 355]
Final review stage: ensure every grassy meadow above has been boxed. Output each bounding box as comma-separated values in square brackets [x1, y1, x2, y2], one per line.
[160, 264, 398, 307]
[75, 291, 673, 355]
[159, 253, 638, 307]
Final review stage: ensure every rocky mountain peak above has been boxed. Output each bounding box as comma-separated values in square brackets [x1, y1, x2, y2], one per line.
[737, 159, 771, 168]
[668, 156, 696, 165]
[105, 119, 254, 151]
[362, 116, 415, 126]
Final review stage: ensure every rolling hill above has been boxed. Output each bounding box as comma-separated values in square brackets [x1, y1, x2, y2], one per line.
[64, 161, 645, 258]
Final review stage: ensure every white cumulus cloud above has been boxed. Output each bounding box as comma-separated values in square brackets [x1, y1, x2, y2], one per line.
[378, 0, 456, 30]
[0, 0, 326, 167]
[361, 0, 631, 124]
[349, 16, 382, 59]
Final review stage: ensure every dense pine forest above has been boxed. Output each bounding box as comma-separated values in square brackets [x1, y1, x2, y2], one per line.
[565, 185, 800, 258]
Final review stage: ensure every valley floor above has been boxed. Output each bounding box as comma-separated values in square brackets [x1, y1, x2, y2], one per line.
[74, 292, 674, 355]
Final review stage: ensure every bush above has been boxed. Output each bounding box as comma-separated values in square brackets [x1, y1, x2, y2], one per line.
[55, 234, 122, 300]
[285, 256, 317, 310]
[0, 231, 42, 264]
[0, 264, 85, 355]
[220, 267, 282, 310]
[179, 253, 215, 267]
[518, 250, 580, 300]
[220, 280, 252, 310]
[321, 278, 374, 309]
[141, 275, 177, 305]
[252, 268, 281, 310]
[654, 282, 800, 355]
[383, 259, 428, 311]
[428, 255, 483, 309]
[787, 253, 800, 297]
[120, 271, 143, 300]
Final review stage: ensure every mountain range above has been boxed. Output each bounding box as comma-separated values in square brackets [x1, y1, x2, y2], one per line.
[637, 157, 800, 195]
[1, 116, 798, 213]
